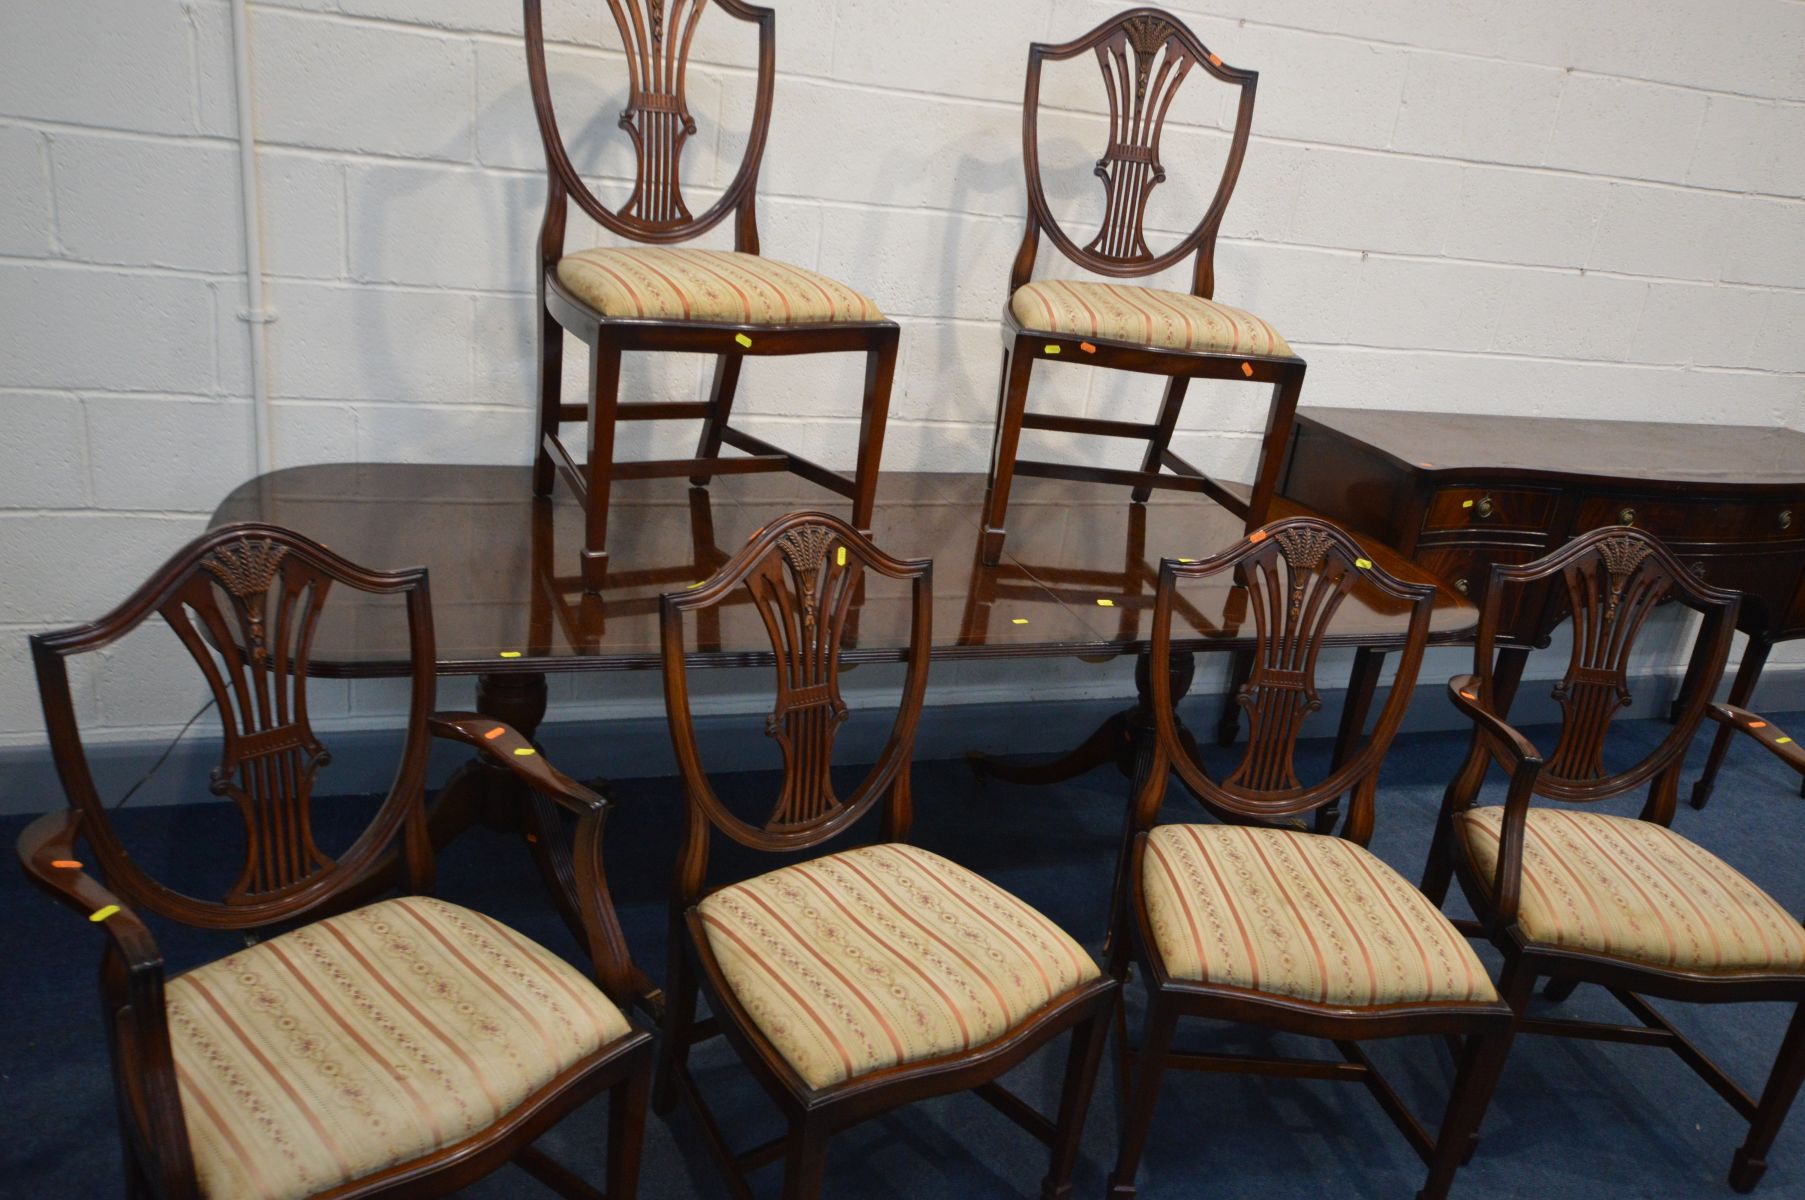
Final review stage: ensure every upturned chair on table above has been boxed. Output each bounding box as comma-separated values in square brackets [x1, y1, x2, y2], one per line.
[980, 7, 1306, 565]
[652, 511, 1117, 1200]
[1421, 526, 1805, 1193]
[1107, 517, 1515, 1200]
[19, 523, 652, 1200]
[524, 0, 898, 592]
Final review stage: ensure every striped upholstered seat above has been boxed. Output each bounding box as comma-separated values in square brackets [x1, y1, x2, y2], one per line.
[1010, 279, 1292, 357]
[1140, 824, 1498, 1007]
[696, 843, 1100, 1090]
[557, 247, 883, 326]
[1460, 807, 1805, 973]
[165, 897, 632, 1200]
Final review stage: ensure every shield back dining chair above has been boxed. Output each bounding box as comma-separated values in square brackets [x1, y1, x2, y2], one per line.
[524, 0, 899, 592]
[19, 522, 653, 1200]
[1107, 517, 1515, 1200]
[652, 511, 1117, 1199]
[980, 7, 1307, 564]
[1421, 526, 1805, 1193]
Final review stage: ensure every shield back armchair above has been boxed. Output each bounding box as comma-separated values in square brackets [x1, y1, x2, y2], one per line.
[525, 0, 898, 592]
[19, 522, 653, 1200]
[980, 7, 1307, 564]
[1420, 526, 1805, 1193]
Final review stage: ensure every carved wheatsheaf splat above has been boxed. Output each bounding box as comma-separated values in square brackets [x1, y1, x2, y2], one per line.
[744, 524, 862, 830]
[165, 539, 335, 898]
[608, 0, 709, 226]
[1544, 539, 1671, 781]
[1087, 16, 1194, 263]
[1225, 537, 1358, 792]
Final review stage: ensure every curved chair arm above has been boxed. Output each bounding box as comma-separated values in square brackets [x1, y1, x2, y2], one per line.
[428, 712, 639, 1005]
[429, 712, 608, 815]
[1447, 676, 1545, 926]
[1708, 703, 1805, 779]
[18, 809, 199, 1198]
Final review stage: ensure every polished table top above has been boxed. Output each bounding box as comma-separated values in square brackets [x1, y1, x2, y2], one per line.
[211, 466, 1475, 675]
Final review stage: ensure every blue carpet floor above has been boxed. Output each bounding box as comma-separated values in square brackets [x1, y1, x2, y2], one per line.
[4, 707, 1803, 1199]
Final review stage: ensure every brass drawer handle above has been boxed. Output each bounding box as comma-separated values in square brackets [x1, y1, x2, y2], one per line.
[1781, 510, 1794, 531]
[1618, 506, 1636, 526]
[1474, 496, 1494, 520]
[1454, 577, 1470, 596]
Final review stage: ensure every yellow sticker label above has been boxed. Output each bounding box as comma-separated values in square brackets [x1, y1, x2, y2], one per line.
[734, 333, 753, 348]
[1096, 598, 1115, 607]
[687, 581, 704, 589]
[1044, 344, 1061, 354]
[1462, 499, 1474, 508]
[1177, 557, 1196, 564]
[499, 650, 521, 659]
[513, 747, 537, 756]
[1355, 558, 1373, 569]
[836, 546, 847, 566]
[89, 905, 119, 923]
[1011, 617, 1029, 625]
[1778, 736, 1794, 745]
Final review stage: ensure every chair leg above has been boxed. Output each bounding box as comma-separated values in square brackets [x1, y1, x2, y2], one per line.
[1243, 363, 1304, 531]
[1416, 1021, 1518, 1200]
[689, 353, 745, 487]
[1040, 1004, 1112, 1200]
[653, 938, 698, 1116]
[1131, 376, 1189, 504]
[1693, 636, 1771, 811]
[1105, 996, 1178, 1199]
[1420, 743, 1489, 905]
[607, 1059, 651, 1200]
[850, 326, 899, 536]
[780, 1116, 829, 1200]
[534, 295, 565, 498]
[580, 338, 623, 594]
[1730, 1002, 1805, 1193]
[980, 338, 1035, 565]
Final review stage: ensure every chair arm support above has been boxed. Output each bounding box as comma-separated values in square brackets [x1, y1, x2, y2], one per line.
[17, 809, 163, 972]
[1708, 703, 1805, 779]
[1448, 676, 1543, 769]
[429, 712, 608, 815]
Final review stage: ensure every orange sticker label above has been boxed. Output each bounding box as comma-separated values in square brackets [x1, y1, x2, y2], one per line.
[51, 859, 81, 870]
[89, 905, 119, 923]
[526, 834, 539, 844]
[1248, 529, 1268, 543]
[1460, 691, 1476, 700]
[1750, 721, 1768, 729]
[1080, 341, 1097, 353]
[1240, 362, 1254, 377]
[1208, 52, 1223, 67]
[484, 727, 505, 740]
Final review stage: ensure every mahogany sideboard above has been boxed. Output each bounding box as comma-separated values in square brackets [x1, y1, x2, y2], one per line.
[1279, 407, 1805, 807]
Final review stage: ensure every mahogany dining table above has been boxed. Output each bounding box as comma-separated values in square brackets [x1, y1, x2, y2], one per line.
[212, 463, 1474, 994]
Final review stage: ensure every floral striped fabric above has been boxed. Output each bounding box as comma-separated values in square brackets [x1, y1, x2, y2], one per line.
[1460, 807, 1805, 973]
[166, 897, 631, 1200]
[697, 843, 1099, 1090]
[1141, 824, 1497, 1007]
[557, 247, 883, 325]
[1010, 279, 1292, 357]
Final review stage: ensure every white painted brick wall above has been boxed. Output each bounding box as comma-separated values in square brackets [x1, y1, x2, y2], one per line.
[0, 0, 1801, 752]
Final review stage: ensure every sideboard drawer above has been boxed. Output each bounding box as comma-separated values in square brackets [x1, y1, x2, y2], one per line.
[1422, 486, 1558, 534]
[1574, 495, 1805, 543]
[1413, 543, 1546, 633]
